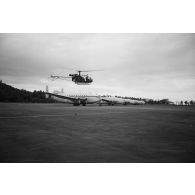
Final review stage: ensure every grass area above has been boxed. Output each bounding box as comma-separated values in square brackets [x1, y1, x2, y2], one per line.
[0, 103, 195, 162]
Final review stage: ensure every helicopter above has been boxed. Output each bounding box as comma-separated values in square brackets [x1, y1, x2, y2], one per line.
[50, 70, 100, 85]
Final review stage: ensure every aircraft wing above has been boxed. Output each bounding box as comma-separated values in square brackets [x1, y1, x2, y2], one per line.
[101, 97, 119, 105]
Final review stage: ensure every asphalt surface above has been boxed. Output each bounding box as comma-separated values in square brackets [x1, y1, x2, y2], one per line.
[0, 103, 195, 162]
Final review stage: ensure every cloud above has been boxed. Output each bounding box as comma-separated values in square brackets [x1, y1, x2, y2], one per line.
[0, 33, 194, 101]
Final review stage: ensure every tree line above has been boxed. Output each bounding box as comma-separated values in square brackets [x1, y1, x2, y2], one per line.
[0, 81, 54, 103]
[1, 80, 195, 105]
[116, 96, 195, 105]
[145, 99, 195, 105]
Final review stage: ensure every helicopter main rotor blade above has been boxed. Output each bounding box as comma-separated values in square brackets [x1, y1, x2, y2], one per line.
[76, 69, 103, 73]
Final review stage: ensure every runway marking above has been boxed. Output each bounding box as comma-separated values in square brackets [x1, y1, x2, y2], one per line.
[0, 111, 127, 119]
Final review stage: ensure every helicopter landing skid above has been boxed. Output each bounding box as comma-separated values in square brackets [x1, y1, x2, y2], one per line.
[76, 83, 91, 85]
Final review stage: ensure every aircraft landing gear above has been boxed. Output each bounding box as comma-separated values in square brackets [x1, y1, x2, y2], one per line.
[81, 99, 87, 106]
[73, 103, 80, 106]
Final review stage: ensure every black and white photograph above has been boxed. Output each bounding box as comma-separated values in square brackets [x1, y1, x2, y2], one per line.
[1, 1, 195, 195]
[0, 33, 194, 163]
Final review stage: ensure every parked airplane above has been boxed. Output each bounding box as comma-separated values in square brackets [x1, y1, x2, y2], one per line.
[45, 86, 145, 106]
[45, 86, 101, 106]
[100, 96, 125, 105]
[100, 96, 145, 105]
[123, 99, 145, 105]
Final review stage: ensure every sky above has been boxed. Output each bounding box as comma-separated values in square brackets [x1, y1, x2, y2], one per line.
[0, 33, 195, 101]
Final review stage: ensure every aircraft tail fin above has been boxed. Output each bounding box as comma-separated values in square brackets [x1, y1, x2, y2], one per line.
[46, 85, 49, 93]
